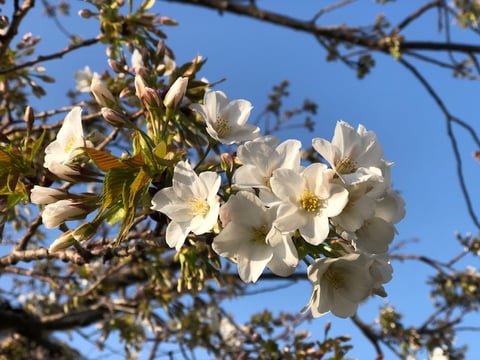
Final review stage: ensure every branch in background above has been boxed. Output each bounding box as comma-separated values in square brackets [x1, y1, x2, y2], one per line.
[0, 36, 101, 75]
[399, 58, 480, 229]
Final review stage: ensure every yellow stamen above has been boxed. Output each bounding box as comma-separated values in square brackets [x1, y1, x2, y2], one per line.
[335, 157, 356, 174]
[324, 266, 344, 290]
[190, 198, 210, 217]
[64, 137, 76, 153]
[215, 115, 232, 138]
[300, 191, 324, 213]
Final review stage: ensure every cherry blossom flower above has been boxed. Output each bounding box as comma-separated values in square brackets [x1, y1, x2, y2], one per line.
[331, 181, 377, 233]
[74, 66, 93, 93]
[151, 161, 221, 250]
[190, 90, 259, 144]
[213, 191, 298, 283]
[270, 163, 349, 245]
[234, 136, 302, 197]
[312, 121, 384, 185]
[303, 252, 374, 318]
[43, 107, 92, 177]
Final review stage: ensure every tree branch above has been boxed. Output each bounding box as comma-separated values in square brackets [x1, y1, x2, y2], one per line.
[0, 36, 101, 75]
[166, 0, 480, 55]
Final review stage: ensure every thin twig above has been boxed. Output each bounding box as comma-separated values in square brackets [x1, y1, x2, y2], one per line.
[0, 36, 101, 75]
[399, 58, 480, 229]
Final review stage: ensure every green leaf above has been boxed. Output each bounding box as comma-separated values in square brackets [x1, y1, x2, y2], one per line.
[116, 166, 151, 244]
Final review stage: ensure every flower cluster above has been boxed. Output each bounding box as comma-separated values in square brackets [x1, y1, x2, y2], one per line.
[151, 90, 405, 318]
[35, 63, 404, 319]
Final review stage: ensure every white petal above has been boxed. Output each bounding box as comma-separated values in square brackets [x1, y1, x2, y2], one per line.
[166, 221, 189, 250]
[237, 244, 272, 283]
[267, 239, 298, 276]
[224, 99, 253, 126]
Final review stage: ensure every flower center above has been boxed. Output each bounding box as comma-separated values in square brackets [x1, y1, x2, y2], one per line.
[300, 191, 324, 213]
[251, 224, 269, 244]
[190, 198, 210, 217]
[215, 115, 232, 138]
[64, 137, 77, 154]
[335, 157, 356, 174]
[324, 266, 344, 290]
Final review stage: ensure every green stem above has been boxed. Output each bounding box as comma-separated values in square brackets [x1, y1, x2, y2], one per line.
[194, 140, 216, 171]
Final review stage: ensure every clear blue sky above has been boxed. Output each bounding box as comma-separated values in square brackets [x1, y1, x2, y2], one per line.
[16, 1, 480, 358]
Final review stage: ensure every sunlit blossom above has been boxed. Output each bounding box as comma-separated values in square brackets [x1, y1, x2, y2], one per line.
[270, 163, 349, 245]
[151, 161, 221, 250]
[43, 107, 92, 176]
[303, 253, 374, 318]
[213, 191, 298, 283]
[234, 136, 302, 198]
[312, 121, 384, 185]
[190, 90, 259, 144]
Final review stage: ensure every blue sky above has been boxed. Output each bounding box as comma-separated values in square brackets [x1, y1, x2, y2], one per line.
[11, 1, 480, 358]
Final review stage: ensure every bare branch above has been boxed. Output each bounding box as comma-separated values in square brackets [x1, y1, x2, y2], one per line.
[0, 36, 101, 75]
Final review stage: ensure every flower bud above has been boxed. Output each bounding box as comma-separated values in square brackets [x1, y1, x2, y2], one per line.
[134, 75, 147, 99]
[108, 58, 125, 73]
[49, 231, 76, 253]
[131, 49, 147, 76]
[143, 87, 162, 108]
[42, 199, 90, 229]
[90, 77, 116, 107]
[158, 16, 178, 26]
[78, 9, 94, 18]
[72, 222, 97, 242]
[220, 153, 234, 173]
[101, 107, 136, 129]
[30, 185, 69, 205]
[163, 76, 188, 109]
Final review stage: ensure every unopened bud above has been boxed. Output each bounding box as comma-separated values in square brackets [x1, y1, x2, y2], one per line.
[49, 231, 76, 253]
[143, 87, 161, 108]
[158, 16, 178, 26]
[134, 75, 147, 98]
[101, 107, 136, 128]
[72, 222, 97, 242]
[220, 153, 234, 173]
[90, 77, 116, 107]
[78, 9, 94, 18]
[163, 76, 188, 109]
[119, 87, 132, 99]
[24, 106, 34, 132]
[108, 58, 125, 73]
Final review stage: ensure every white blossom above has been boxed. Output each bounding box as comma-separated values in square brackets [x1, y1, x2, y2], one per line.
[213, 191, 298, 283]
[312, 121, 384, 185]
[303, 253, 374, 318]
[43, 107, 92, 176]
[151, 161, 220, 250]
[270, 163, 348, 245]
[190, 90, 259, 144]
[234, 136, 302, 195]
